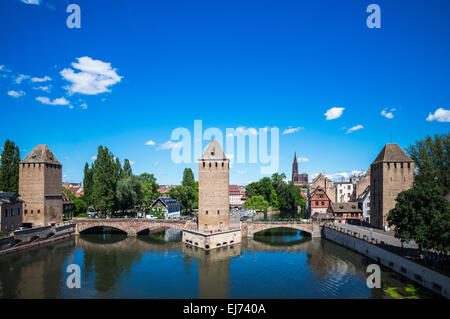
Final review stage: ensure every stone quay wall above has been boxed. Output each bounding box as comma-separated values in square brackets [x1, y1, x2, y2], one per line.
[323, 225, 449, 298]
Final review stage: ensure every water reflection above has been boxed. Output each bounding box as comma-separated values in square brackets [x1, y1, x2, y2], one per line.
[0, 228, 437, 299]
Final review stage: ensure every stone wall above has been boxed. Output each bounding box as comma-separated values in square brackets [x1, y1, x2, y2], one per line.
[370, 162, 414, 229]
[323, 226, 449, 298]
[198, 159, 230, 231]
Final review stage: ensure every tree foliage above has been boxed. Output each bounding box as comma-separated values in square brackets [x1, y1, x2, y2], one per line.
[245, 195, 269, 213]
[0, 140, 20, 193]
[388, 133, 450, 255]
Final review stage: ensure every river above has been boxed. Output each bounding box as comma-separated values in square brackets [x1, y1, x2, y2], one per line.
[0, 228, 437, 299]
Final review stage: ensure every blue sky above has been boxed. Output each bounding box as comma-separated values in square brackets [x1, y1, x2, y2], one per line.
[1, 0, 449, 185]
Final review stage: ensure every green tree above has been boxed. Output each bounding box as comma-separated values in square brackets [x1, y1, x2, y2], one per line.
[139, 173, 160, 207]
[169, 185, 196, 213]
[269, 189, 279, 210]
[0, 140, 20, 193]
[407, 133, 449, 195]
[63, 187, 88, 216]
[83, 162, 94, 206]
[92, 146, 118, 214]
[182, 168, 195, 188]
[245, 195, 269, 213]
[388, 183, 450, 253]
[116, 175, 143, 211]
[121, 159, 132, 178]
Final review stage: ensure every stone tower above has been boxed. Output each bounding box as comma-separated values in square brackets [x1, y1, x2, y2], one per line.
[198, 140, 230, 232]
[370, 143, 414, 229]
[19, 144, 63, 227]
[292, 152, 299, 183]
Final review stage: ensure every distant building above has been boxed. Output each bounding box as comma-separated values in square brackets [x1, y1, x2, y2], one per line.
[63, 182, 84, 198]
[62, 192, 74, 217]
[19, 144, 63, 227]
[370, 143, 415, 230]
[291, 152, 308, 185]
[310, 173, 336, 202]
[229, 185, 244, 207]
[357, 186, 370, 224]
[0, 192, 24, 232]
[354, 168, 371, 199]
[308, 186, 331, 219]
[335, 178, 355, 203]
[151, 197, 181, 219]
[328, 202, 363, 224]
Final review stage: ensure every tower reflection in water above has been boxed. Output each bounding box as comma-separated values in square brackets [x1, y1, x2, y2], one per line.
[182, 243, 242, 298]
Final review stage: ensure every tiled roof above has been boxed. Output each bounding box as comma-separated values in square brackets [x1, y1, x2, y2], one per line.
[372, 143, 413, 164]
[229, 185, 241, 195]
[200, 140, 228, 161]
[329, 202, 362, 213]
[21, 144, 61, 165]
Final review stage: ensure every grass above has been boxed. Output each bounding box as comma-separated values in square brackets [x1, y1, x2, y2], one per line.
[384, 284, 420, 299]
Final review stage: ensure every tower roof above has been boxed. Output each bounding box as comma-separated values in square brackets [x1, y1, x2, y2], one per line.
[200, 140, 228, 161]
[371, 143, 413, 164]
[21, 144, 61, 165]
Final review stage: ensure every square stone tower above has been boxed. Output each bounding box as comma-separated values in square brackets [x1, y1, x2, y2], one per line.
[198, 140, 230, 232]
[370, 143, 414, 229]
[19, 144, 63, 227]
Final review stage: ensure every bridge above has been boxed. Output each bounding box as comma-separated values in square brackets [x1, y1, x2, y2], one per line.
[73, 218, 187, 236]
[73, 218, 321, 238]
[241, 221, 320, 238]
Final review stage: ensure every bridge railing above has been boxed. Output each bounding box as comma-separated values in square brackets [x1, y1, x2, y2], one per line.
[250, 219, 311, 224]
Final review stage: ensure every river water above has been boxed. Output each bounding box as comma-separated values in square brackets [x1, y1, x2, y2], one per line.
[0, 228, 437, 299]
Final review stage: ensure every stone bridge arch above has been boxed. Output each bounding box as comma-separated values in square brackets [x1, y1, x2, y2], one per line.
[242, 222, 320, 238]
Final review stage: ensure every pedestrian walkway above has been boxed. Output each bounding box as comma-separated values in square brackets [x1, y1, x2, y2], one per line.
[330, 223, 418, 249]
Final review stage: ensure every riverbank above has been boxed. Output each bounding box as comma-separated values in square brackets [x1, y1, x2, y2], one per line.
[0, 224, 75, 256]
[322, 224, 449, 298]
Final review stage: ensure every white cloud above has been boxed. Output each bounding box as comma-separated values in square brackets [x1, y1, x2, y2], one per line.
[346, 124, 364, 134]
[31, 75, 51, 82]
[15, 74, 30, 84]
[324, 107, 344, 120]
[154, 161, 160, 166]
[21, 0, 40, 4]
[381, 108, 396, 119]
[7, 90, 25, 98]
[145, 140, 155, 146]
[156, 141, 183, 150]
[129, 161, 136, 165]
[282, 127, 303, 135]
[426, 108, 450, 123]
[36, 96, 70, 106]
[33, 85, 51, 92]
[236, 170, 247, 174]
[298, 157, 309, 162]
[60, 56, 123, 95]
[80, 103, 88, 109]
[312, 170, 364, 182]
[91, 156, 97, 160]
[0, 65, 11, 72]
[235, 127, 258, 136]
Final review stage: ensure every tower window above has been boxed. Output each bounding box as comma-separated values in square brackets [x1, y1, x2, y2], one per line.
[37, 210, 40, 214]
[407, 163, 410, 169]
[25, 210, 28, 215]
[217, 210, 220, 215]
[203, 161, 205, 167]
[215, 162, 217, 167]
[222, 162, 224, 167]
[31, 210, 33, 214]
[205, 210, 208, 215]
[209, 163, 211, 167]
